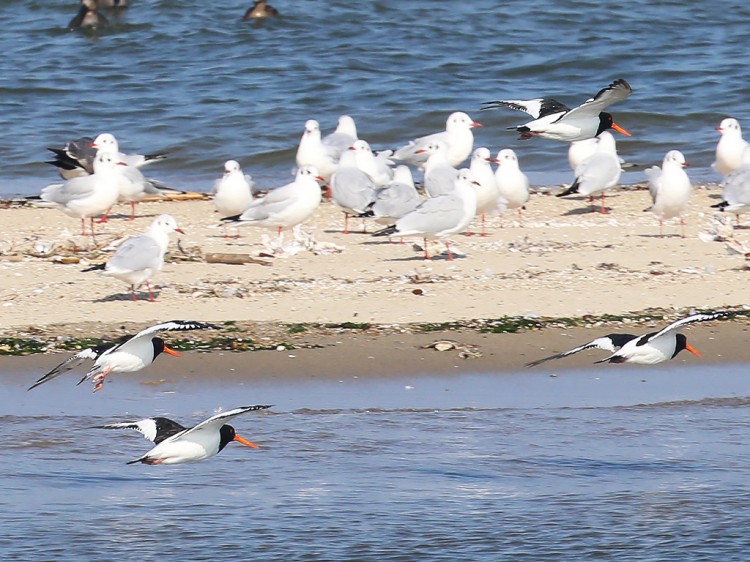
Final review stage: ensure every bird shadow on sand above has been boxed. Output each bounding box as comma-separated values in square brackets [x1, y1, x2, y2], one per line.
[93, 291, 160, 303]
[636, 233, 684, 239]
[560, 206, 612, 216]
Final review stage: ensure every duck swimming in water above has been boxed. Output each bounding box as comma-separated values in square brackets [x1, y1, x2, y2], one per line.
[243, 0, 279, 19]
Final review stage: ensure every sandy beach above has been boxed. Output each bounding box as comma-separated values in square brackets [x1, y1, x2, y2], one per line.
[1, 181, 749, 375]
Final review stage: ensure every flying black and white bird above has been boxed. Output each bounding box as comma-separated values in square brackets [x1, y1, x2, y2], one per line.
[525, 311, 739, 367]
[102, 405, 272, 465]
[29, 320, 219, 392]
[481, 79, 632, 142]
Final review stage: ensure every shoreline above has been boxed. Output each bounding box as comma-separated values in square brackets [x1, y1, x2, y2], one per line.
[4, 314, 750, 386]
[1, 183, 749, 377]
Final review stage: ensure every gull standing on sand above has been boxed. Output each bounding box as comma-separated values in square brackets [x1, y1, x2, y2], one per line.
[359, 165, 420, 226]
[557, 131, 622, 213]
[526, 311, 737, 367]
[221, 165, 323, 243]
[211, 160, 254, 231]
[419, 140, 459, 197]
[84, 214, 185, 301]
[38, 151, 122, 236]
[373, 168, 477, 260]
[392, 112, 482, 167]
[481, 78, 632, 142]
[494, 149, 530, 225]
[295, 120, 339, 181]
[29, 321, 217, 393]
[712, 148, 750, 222]
[713, 118, 749, 176]
[102, 405, 272, 465]
[467, 147, 499, 236]
[330, 149, 378, 233]
[645, 150, 692, 237]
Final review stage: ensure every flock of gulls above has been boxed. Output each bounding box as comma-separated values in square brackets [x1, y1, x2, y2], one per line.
[23, 74, 750, 464]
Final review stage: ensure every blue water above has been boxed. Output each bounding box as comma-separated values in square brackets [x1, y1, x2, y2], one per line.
[2, 0, 750, 197]
[3, 362, 750, 560]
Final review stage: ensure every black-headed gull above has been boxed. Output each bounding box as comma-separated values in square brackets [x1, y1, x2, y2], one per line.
[467, 147, 500, 236]
[221, 165, 323, 243]
[557, 131, 622, 213]
[713, 118, 749, 176]
[645, 150, 692, 238]
[38, 150, 123, 236]
[330, 149, 378, 233]
[360, 165, 420, 227]
[373, 168, 477, 260]
[526, 311, 738, 367]
[295, 120, 339, 181]
[102, 405, 272, 465]
[418, 140, 459, 197]
[29, 320, 218, 393]
[68, 0, 108, 30]
[712, 148, 750, 222]
[494, 149, 530, 225]
[211, 160, 255, 218]
[84, 214, 185, 301]
[243, 0, 279, 18]
[482, 79, 632, 142]
[392, 112, 481, 167]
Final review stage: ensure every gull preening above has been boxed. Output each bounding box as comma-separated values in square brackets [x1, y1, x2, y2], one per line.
[392, 111, 481, 167]
[645, 150, 692, 237]
[526, 311, 737, 367]
[84, 214, 185, 301]
[29, 321, 218, 393]
[102, 405, 272, 465]
[482, 78, 632, 142]
[557, 131, 622, 213]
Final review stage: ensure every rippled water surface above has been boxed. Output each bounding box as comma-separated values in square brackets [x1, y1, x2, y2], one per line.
[2, 0, 750, 197]
[3, 362, 750, 560]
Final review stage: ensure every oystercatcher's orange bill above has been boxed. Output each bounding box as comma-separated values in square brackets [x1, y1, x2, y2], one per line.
[612, 122, 631, 137]
[164, 346, 182, 358]
[234, 434, 259, 448]
[686, 343, 702, 358]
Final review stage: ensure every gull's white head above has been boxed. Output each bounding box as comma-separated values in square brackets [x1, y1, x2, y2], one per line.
[446, 112, 482, 132]
[224, 160, 241, 174]
[92, 133, 119, 152]
[716, 118, 742, 136]
[663, 150, 688, 168]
